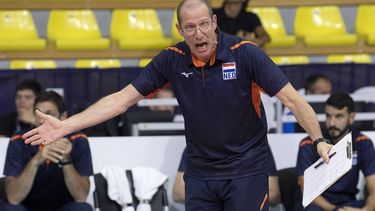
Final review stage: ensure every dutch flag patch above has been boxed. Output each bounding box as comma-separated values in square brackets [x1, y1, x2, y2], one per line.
[222, 62, 237, 80]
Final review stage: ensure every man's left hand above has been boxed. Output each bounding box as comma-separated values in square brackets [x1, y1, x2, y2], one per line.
[317, 141, 333, 163]
[49, 138, 72, 162]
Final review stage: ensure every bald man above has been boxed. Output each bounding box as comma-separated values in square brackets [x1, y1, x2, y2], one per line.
[23, 1, 332, 210]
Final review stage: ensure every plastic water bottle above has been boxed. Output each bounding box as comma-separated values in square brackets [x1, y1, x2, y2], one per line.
[283, 111, 295, 133]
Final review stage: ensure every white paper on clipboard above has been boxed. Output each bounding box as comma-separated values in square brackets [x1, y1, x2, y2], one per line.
[302, 132, 353, 207]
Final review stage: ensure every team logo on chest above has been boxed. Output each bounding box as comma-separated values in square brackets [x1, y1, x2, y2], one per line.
[222, 62, 237, 80]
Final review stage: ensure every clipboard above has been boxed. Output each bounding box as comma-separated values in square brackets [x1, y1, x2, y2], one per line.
[302, 132, 353, 207]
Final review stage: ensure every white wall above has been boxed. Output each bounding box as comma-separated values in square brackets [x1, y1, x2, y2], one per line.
[1, 132, 375, 210]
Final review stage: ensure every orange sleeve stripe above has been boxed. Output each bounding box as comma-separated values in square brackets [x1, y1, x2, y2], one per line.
[166, 47, 185, 55]
[230, 40, 257, 50]
[10, 134, 23, 141]
[355, 135, 369, 142]
[251, 82, 261, 118]
[299, 139, 313, 147]
[69, 133, 88, 141]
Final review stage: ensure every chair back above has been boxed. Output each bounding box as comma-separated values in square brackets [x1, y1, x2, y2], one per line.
[93, 170, 168, 211]
[356, 4, 375, 36]
[48, 10, 103, 40]
[111, 9, 164, 41]
[327, 54, 372, 64]
[10, 60, 57, 70]
[0, 10, 38, 40]
[75, 59, 122, 69]
[294, 6, 347, 37]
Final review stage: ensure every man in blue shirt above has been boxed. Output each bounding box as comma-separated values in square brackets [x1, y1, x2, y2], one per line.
[1, 91, 93, 211]
[296, 93, 375, 211]
[23, 0, 331, 210]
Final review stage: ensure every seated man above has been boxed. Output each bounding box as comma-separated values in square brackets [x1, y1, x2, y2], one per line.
[1, 91, 93, 211]
[172, 146, 281, 206]
[296, 93, 375, 211]
[304, 74, 332, 95]
[0, 79, 42, 137]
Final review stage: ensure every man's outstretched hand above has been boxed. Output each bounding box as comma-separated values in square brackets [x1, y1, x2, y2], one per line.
[23, 110, 65, 145]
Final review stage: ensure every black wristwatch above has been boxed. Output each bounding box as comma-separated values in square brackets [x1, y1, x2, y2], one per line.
[58, 160, 72, 168]
[314, 138, 330, 153]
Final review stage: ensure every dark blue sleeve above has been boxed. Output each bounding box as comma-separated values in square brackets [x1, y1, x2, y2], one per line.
[358, 139, 375, 177]
[131, 50, 170, 96]
[178, 148, 187, 172]
[71, 137, 94, 176]
[246, 12, 262, 29]
[267, 149, 277, 176]
[296, 143, 319, 176]
[3, 140, 27, 176]
[244, 45, 289, 97]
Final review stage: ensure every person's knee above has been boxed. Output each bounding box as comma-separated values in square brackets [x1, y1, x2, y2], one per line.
[0, 202, 28, 211]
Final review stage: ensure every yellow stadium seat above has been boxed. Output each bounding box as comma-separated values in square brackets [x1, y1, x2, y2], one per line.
[75, 59, 122, 69]
[356, 4, 375, 45]
[10, 60, 57, 70]
[0, 10, 46, 51]
[270, 56, 309, 65]
[138, 58, 152, 68]
[294, 6, 357, 47]
[47, 10, 110, 50]
[32, 0, 84, 1]
[111, 9, 172, 50]
[171, 11, 184, 44]
[248, 7, 296, 47]
[327, 54, 372, 64]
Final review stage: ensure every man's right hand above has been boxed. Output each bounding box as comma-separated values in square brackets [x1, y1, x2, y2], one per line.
[23, 110, 65, 146]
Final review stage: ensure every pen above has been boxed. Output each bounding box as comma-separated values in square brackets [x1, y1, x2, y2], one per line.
[314, 152, 337, 169]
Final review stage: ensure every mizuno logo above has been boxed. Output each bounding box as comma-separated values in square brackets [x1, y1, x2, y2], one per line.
[181, 72, 193, 78]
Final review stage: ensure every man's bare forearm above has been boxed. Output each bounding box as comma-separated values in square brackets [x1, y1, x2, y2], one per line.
[5, 156, 41, 204]
[276, 83, 322, 141]
[63, 85, 144, 136]
[62, 164, 90, 202]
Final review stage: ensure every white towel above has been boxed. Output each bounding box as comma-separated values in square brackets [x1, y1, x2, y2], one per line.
[101, 165, 135, 211]
[131, 167, 168, 211]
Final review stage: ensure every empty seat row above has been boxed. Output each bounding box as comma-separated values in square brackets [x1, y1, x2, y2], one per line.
[9, 59, 122, 69]
[270, 54, 372, 65]
[2, 5, 375, 52]
[6, 54, 372, 70]
[0, 9, 176, 51]
[249, 5, 375, 47]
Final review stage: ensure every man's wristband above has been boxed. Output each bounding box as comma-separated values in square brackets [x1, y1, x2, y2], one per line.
[58, 160, 72, 168]
[313, 138, 330, 152]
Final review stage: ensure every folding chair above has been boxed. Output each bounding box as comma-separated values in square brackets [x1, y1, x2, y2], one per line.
[93, 170, 168, 211]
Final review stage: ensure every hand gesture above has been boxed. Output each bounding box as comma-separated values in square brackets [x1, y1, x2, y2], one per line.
[23, 110, 65, 145]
